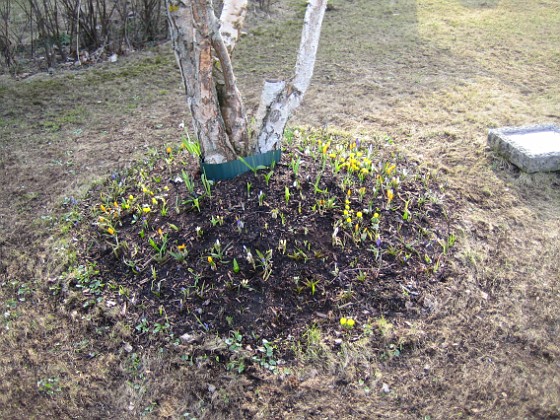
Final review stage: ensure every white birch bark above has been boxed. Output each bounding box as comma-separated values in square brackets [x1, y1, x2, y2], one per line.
[167, 0, 326, 164]
[219, 0, 248, 53]
[255, 0, 327, 154]
[166, 0, 237, 164]
[208, 3, 249, 155]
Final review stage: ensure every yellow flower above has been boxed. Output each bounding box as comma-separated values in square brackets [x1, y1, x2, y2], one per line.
[347, 189, 352, 197]
[343, 209, 349, 216]
[386, 164, 396, 175]
[107, 227, 115, 235]
[158, 228, 163, 236]
[163, 186, 170, 191]
[387, 189, 394, 202]
[177, 244, 186, 251]
[100, 204, 107, 212]
[340, 317, 355, 328]
[356, 211, 363, 218]
[151, 197, 158, 205]
[142, 206, 151, 213]
[207, 256, 214, 264]
[346, 217, 352, 224]
[166, 146, 172, 154]
[128, 194, 134, 201]
[113, 201, 119, 208]
[373, 212, 380, 219]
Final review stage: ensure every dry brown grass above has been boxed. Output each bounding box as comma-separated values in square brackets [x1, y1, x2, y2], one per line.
[1, 0, 559, 418]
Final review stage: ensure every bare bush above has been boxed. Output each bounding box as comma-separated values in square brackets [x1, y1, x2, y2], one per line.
[1, 0, 167, 70]
[0, 0, 17, 68]
[0, 0, 273, 72]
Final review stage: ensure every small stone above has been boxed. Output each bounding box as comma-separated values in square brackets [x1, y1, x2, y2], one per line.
[123, 342, 133, 353]
[381, 383, 390, 394]
[180, 333, 197, 344]
[208, 384, 216, 393]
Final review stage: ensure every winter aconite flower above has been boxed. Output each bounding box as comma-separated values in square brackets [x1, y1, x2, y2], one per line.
[177, 244, 186, 251]
[387, 189, 394, 202]
[107, 227, 115, 235]
[340, 317, 355, 329]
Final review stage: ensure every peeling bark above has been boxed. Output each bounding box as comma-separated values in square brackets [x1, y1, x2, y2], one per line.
[166, 0, 236, 164]
[208, 4, 249, 156]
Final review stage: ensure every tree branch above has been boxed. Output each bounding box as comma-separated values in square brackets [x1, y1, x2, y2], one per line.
[255, 0, 327, 153]
[208, 2, 249, 155]
[219, 0, 247, 53]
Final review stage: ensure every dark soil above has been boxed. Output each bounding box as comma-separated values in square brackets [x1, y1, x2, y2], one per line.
[63, 129, 453, 371]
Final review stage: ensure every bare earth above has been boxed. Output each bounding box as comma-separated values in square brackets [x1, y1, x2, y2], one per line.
[1, 0, 559, 418]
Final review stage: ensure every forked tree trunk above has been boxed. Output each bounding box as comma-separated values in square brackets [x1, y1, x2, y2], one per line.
[165, 0, 327, 164]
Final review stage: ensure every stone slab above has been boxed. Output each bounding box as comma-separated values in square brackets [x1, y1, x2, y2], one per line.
[488, 124, 560, 173]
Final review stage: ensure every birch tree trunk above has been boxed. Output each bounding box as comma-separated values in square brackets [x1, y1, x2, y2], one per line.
[254, 0, 327, 154]
[166, 0, 239, 164]
[165, 0, 327, 165]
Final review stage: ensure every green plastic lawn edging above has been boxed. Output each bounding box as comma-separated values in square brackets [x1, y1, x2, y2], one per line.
[201, 150, 282, 181]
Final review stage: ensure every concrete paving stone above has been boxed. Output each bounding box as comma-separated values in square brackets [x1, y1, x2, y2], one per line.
[488, 124, 560, 173]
